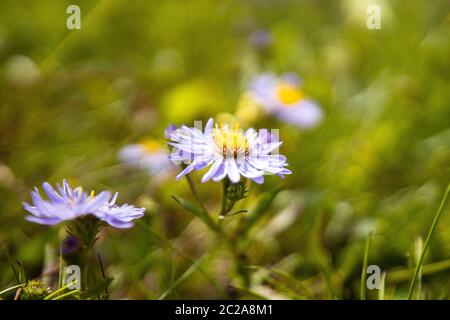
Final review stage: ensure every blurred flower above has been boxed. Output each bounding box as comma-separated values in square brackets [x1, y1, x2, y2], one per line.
[235, 92, 261, 125]
[167, 118, 291, 184]
[23, 180, 144, 228]
[248, 29, 273, 50]
[61, 235, 82, 265]
[250, 73, 323, 128]
[118, 138, 173, 177]
[62, 235, 80, 257]
[165, 124, 177, 137]
[5, 55, 41, 87]
[0, 162, 16, 190]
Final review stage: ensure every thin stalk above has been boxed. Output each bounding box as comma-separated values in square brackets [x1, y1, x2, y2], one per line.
[185, 173, 207, 212]
[360, 233, 371, 300]
[82, 259, 89, 295]
[407, 181, 450, 300]
[229, 239, 250, 289]
[219, 178, 231, 216]
[58, 247, 64, 289]
[387, 258, 450, 282]
[0, 284, 24, 297]
[52, 289, 80, 300]
[414, 237, 423, 299]
[44, 280, 78, 300]
[378, 272, 386, 300]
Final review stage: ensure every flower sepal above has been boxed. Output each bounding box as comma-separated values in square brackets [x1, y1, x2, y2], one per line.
[220, 178, 248, 217]
[19, 280, 52, 300]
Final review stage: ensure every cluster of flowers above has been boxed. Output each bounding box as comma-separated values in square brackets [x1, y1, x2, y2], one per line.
[118, 73, 322, 180]
[24, 71, 322, 229]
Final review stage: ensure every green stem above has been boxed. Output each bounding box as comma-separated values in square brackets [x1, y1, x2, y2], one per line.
[360, 233, 371, 300]
[219, 179, 229, 219]
[185, 173, 207, 212]
[184, 174, 250, 291]
[52, 289, 80, 300]
[58, 247, 64, 289]
[232, 242, 250, 289]
[407, 181, 450, 299]
[81, 257, 89, 295]
[64, 216, 102, 297]
[223, 180, 249, 289]
[0, 284, 24, 297]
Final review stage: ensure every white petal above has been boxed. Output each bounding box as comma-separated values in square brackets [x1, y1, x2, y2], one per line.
[252, 176, 265, 184]
[175, 163, 196, 180]
[201, 158, 223, 183]
[227, 159, 240, 183]
[212, 159, 229, 182]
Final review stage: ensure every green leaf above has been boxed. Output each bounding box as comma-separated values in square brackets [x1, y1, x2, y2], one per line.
[58, 247, 64, 289]
[82, 277, 113, 299]
[387, 258, 450, 282]
[408, 181, 450, 299]
[158, 253, 208, 300]
[247, 265, 316, 299]
[171, 195, 220, 233]
[52, 289, 80, 300]
[0, 284, 25, 297]
[44, 280, 79, 300]
[241, 187, 283, 235]
[3, 248, 20, 283]
[309, 212, 338, 299]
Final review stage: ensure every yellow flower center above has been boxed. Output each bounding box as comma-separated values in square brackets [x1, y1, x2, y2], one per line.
[213, 124, 249, 159]
[139, 138, 162, 153]
[276, 82, 304, 105]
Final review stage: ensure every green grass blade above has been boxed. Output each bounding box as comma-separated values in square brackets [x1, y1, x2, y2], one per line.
[171, 195, 220, 233]
[229, 286, 268, 300]
[407, 181, 450, 300]
[378, 272, 386, 300]
[58, 247, 64, 289]
[310, 212, 338, 299]
[158, 253, 207, 300]
[242, 187, 282, 235]
[0, 284, 25, 297]
[387, 258, 450, 282]
[44, 280, 78, 300]
[135, 220, 227, 297]
[4, 248, 19, 283]
[414, 237, 423, 299]
[52, 289, 80, 300]
[360, 233, 372, 300]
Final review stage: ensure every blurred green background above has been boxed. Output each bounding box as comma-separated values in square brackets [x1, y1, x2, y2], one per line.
[0, 0, 449, 299]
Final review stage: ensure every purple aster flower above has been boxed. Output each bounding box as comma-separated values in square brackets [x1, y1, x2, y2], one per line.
[167, 118, 291, 185]
[164, 124, 177, 137]
[118, 138, 173, 177]
[250, 73, 323, 128]
[61, 235, 80, 257]
[94, 192, 146, 228]
[248, 29, 273, 50]
[23, 180, 144, 228]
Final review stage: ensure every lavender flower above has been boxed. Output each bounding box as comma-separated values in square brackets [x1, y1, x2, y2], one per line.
[118, 138, 173, 177]
[94, 192, 146, 228]
[23, 180, 144, 228]
[167, 118, 291, 184]
[248, 29, 273, 50]
[250, 73, 323, 128]
[61, 235, 80, 257]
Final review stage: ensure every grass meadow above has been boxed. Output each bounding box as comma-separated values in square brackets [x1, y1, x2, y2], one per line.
[0, 0, 449, 300]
